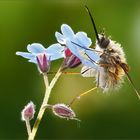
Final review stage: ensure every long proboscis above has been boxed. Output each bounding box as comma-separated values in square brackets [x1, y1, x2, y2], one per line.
[120, 64, 140, 100]
[71, 41, 102, 53]
[71, 41, 100, 65]
[85, 5, 100, 42]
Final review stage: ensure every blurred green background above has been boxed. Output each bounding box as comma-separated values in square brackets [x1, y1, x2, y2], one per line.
[0, 0, 140, 139]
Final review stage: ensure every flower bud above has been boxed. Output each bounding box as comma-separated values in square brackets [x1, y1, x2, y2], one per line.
[52, 103, 76, 120]
[65, 54, 81, 68]
[64, 48, 72, 57]
[21, 101, 35, 121]
[36, 53, 50, 73]
[63, 48, 81, 69]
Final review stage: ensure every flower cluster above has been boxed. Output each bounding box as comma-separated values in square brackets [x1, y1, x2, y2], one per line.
[55, 24, 100, 69]
[16, 23, 133, 139]
[16, 24, 100, 73]
[16, 24, 100, 138]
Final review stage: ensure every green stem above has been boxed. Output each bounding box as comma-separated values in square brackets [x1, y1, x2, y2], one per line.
[28, 67, 62, 140]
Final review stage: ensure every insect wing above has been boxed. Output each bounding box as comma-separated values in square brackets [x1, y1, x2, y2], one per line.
[81, 66, 97, 77]
[85, 49, 100, 63]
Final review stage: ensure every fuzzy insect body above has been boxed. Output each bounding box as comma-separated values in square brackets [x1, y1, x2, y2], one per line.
[95, 35, 129, 91]
[81, 36, 129, 91]
[81, 6, 133, 92]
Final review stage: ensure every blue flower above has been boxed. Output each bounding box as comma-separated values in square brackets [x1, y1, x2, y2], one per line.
[16, 43, 65, 73]
[55, 24, 100, 70]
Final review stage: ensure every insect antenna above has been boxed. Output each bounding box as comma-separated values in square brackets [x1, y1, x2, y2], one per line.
[85, 5, 100, 43]
[120, 64, 140, 100]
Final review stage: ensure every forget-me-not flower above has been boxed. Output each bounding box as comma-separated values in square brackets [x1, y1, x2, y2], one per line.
[16, 43, 65, 73]
[55, 24, 100, 70]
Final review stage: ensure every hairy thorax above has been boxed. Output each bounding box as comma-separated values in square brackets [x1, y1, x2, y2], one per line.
[95, 39, 129, 91]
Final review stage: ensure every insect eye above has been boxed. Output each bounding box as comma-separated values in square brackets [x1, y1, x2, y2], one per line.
[99, 37, 110, 48]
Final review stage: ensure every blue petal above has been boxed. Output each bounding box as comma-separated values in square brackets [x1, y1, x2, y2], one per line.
[66, 40, 81, 58]
[28, 58, 37, 63]
[55, 32, 66, 44]
[76, 32, 92, 47]
[61, 24, 75, 40]
[16, 52, 34, 59]
[82, 58, 99, 69]
[46, 43, 65, 61]
[77, 50, 100, 69]
[66, 40, 100, 69]
[46, 43, 64, 54]
[85, 49, 100, 62]
[16, 52, 37, 63]
[27, 43, 45, 54]
[70, 39, 91, 50]
[49, 53, 64, 61]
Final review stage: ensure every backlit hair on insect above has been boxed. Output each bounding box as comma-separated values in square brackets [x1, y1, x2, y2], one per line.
[81, 5, 140, 99]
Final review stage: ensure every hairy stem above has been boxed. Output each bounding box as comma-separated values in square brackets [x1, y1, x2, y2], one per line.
[25, 119, 31, 136]
[43, 73, 49, 88]
[28, 68, 62, 140]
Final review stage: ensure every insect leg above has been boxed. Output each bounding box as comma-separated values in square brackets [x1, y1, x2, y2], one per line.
[97, 70, 100, 87]
[68, 87, 97, 107]
[119, 63, 140, 100]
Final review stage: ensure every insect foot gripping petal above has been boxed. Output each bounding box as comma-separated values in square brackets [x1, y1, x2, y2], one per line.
[52, 103, 80, 121]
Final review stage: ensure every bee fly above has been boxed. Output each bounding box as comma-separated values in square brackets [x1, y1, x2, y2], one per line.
[80, 6, 140, 99]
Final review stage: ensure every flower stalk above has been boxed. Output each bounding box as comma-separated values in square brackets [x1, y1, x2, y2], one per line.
[28, 67, 62, 140]
[25, 119, 31, 136]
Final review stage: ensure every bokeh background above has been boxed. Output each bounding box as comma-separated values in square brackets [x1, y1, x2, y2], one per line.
[0, 0, 140, 139]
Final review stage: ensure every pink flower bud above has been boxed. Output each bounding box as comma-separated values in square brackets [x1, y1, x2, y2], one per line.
[63, 48, 81, 69]
[52, 104, 76, 120]
[64, 48, 72, 57]
[36, 53, 50, 73]
[65, 54, 81, 68]
[21, 101, 35, 121]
